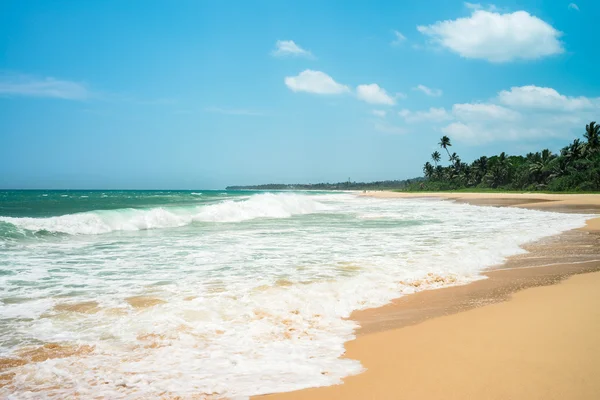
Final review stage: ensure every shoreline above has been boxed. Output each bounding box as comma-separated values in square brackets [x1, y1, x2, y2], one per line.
[259, 192, 600, 399]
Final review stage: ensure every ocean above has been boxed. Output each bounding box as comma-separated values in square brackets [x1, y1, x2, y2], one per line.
[0, 190, 591, 399]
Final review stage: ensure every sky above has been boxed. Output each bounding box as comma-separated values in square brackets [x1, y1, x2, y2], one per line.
[1, 0, 599, 189]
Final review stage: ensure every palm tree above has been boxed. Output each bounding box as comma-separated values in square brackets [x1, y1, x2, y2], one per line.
[529, 149, 555, 184]
[541, 149, 553, 163]
[453, 156, 462, 171]
[498, 151, 509, 165]
[435, 165, 444, 180]
[584, 121, 600, 153]
[423, 162, 434, 178]
[458, 163, 471, 185]
[486, 163, 508, 188]
[431, 151, 441, 167]
[438, 136, 452, 157]
[567, 138, 583, 161]
[473, 156, 488, 172]
[472, 156, 488, 184]
[449, 152, 459, 165]
[551, 157, 570, 179]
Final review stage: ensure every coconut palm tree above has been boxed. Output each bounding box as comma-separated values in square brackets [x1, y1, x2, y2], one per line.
[551, 157, 570, 179]
[453, 156, 462, 172]
[486, 163, 508, 188]
[584, 121, 600, 153]
[449, 152, 459, 165]
[473, 156, 488, 172]
[423, 162, 434, 178]
[529, 149, 555, 184]
[541, 149, 553, 163]
[567, 138, 583, 161]
[435, 165, 444, 179]
[431, 151, 441, 166]
[472, 156, 488, 184]
[498, 151, 509, 165]
[438, 136, 452, 157]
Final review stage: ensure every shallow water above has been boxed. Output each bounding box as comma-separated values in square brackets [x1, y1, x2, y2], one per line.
[0, 190, 592, 398]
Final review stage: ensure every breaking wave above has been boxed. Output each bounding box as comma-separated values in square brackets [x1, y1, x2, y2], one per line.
[0, 193, 326, 236]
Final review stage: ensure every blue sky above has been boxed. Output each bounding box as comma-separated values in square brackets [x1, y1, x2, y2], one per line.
[1, 0, 599, 189]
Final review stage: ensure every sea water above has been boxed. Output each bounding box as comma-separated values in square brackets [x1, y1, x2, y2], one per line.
[0, 190, 592, 398]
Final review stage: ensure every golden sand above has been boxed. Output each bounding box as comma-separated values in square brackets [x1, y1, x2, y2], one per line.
[0, 358, 26, 371]
[125, 295, 167, 308]
[16, 342, 95, 363]
[54, 300, 100, 314]
[0, 343, 95, 389]
[0, 343, 95, 373]
[260, 193, 600, 400]
[361, 191, 600, 213]
[264, 271, 600, 400]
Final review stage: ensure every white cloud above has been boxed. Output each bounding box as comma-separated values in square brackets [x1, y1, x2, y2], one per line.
[568, 3, 579, 11]
[399, 107, 451, 123]
[414, 84, 442, 97]
[443, 87, 599, 144]
[442, 122, 481, 142]
[391, 30, 406, 46]
[272, 40, 313, 58]
[452, 103, 520, 121]
[356, 83, 396, 105]
[397, 85, 600, 145]
[443, 103, 523, 144]
[0, 73, 89, 100]
[372, 109, 387, 118]
[442, 121, 561, 144]
[417, 9, 563, 62]
[204, 107, 264, 116]
[284, 70, 350, 95]
[498, 85, 595, 111]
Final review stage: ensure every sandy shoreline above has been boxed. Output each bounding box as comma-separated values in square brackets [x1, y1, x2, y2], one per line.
[259, 192, 600, 400]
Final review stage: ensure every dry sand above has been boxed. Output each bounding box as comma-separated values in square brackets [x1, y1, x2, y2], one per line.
[260, 192, 600, 400]
[361, 191, 600, 214]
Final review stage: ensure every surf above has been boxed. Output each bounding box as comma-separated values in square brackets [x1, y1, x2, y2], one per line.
[0, 193, 327, 236]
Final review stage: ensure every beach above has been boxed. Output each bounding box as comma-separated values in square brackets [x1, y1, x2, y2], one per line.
[1, 191, 599, 398]
[261, 192, 600, 400]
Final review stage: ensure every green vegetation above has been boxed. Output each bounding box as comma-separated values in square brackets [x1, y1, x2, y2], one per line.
[415, 122, 600, 192]
[226, 178, 423, 191]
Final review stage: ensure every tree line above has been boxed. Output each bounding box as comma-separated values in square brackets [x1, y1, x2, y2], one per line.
[226, 178, 423, 191]
[418, 122, 600, 191]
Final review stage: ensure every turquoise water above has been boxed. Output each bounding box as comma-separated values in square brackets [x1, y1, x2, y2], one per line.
[0, 190, 266, 217]
[0, 190, 592, 398]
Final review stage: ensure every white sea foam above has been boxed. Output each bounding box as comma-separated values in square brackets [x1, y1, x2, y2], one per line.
[0, 193, 326, 235]
[192, 192, 326, 222]
[0, 193, 593, 399]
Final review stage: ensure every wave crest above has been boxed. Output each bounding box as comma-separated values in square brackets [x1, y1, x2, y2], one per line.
[0, 193, 325, 236]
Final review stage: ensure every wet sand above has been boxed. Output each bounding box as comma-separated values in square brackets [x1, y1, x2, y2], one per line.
[0, 343, 95, 389]
[260, 192, 600, 400]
